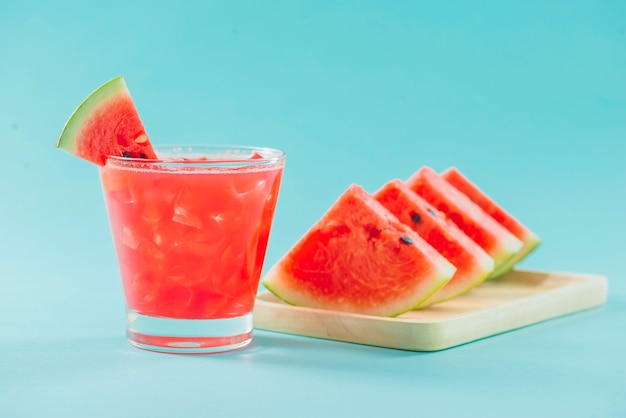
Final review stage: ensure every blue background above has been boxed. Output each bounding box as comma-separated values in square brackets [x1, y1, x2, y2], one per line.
[1, 1, 624, 417]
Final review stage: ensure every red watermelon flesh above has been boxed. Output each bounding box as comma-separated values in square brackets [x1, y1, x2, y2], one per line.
[441, 167, 541, 278]
[373, 180, 494, 306]
[262, 184, 456, 317]
[56, 76, 157, 166]
[405, 167, 522, 274]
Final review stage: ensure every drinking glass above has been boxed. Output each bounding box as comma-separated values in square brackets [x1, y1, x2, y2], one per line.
[100, 145, 286, 353]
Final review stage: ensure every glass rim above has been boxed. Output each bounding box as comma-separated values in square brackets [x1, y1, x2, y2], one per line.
[105, 144, 286, 168]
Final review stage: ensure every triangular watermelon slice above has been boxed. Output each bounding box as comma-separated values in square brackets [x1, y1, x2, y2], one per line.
[373, 179, 494, 306]
[56, 76, 157, 166]
[406, 167, 523, 274]
[262, 184, 456, 317]
[441, 167, 541, 278]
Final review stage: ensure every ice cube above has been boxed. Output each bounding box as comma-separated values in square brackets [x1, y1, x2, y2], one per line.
[152, 222, 187, 249]
[121, 225, 140, 249]
[172, 185, 203, 228]
[233, 177, 267, 196]
[164, 252, 212, 286]
[138, 240, 166, 261]
[141, 203, 162, 224]
[131, 272, 160, 303]
[111, 189, 136, 204]
[172, 205, 202, 229]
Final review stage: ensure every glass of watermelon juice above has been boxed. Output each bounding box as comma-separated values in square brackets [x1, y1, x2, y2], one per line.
[100, 145, 286, 353]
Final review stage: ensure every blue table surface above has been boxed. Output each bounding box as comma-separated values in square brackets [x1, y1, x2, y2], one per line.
[1, 1, 625, 417]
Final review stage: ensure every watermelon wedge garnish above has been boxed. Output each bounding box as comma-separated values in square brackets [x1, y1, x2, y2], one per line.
[56, 76, 157, 165]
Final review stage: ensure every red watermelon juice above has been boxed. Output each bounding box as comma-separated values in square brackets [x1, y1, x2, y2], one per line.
[100, 145, 286, 353]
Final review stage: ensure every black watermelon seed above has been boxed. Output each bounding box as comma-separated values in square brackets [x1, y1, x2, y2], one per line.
[399, 236, 414, 245]
[122, 152, 132, 158]
[427, 208, 438, 217]
[411, 212, 422, 223]
[139, 153, 147, 159]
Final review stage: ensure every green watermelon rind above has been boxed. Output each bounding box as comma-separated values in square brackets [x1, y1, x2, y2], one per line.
[488, 233, 541, 279]
[420, 251, 495, 306]
[262, 258, 456, 318]
[487, 232, 524, 273]
[55, 76, 129, 155]
[407, 267, 456, 311]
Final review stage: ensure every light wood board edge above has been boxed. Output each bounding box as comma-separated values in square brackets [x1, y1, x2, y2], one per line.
[253, 270, 608, 351]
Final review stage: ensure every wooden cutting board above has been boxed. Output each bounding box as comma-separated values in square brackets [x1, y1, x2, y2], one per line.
[253, 270, 608, 351]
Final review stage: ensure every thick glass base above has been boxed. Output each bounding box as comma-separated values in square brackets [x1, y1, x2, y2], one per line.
[125, 310, 253, 354]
